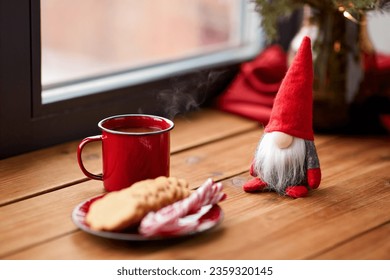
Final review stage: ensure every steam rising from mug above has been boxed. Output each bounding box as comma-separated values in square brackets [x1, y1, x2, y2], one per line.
[150, 70, 229, 120]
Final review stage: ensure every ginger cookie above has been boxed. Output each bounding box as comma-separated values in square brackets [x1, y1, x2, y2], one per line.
[85, 176, 191, 231]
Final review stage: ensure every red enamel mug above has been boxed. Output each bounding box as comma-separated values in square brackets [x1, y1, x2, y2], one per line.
[77, 114, 174, 192]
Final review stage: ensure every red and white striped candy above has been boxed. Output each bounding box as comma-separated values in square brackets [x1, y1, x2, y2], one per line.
[139, 178, 226, 236]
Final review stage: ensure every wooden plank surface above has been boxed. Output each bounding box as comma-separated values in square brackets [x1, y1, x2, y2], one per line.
[170, 109, 260, 153]
[0, 125, 338, 258]
[0, 129, 261, 257]
[1, 109, 389, 260]
[5, 166, 389, 260]
[0, 109, 258, 206]
[315, 222, 390, 259]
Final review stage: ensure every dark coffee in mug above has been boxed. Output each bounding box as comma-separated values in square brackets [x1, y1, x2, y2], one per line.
[114, 126, 162, 133]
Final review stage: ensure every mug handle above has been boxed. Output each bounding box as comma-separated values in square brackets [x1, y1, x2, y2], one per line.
[77, 135, 103, 181]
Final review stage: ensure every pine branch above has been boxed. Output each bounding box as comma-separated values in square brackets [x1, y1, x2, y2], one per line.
[254, 0, 390, 41]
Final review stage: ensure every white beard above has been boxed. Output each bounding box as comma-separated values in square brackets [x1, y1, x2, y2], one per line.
[253, 132, 306, 194]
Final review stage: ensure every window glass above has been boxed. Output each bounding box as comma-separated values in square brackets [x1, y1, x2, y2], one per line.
[41, 0, 262, 103]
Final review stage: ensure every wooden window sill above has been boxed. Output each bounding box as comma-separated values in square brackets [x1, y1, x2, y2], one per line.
[1, 108, 389, 259]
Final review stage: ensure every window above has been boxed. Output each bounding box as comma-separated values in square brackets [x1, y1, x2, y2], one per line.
[0, 0, 262, 159]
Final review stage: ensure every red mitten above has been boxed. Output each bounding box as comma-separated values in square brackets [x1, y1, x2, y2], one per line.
[307, 168, 321, 189]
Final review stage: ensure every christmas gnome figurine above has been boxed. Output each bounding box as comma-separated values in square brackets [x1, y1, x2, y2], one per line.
[243, 36, 321, 198]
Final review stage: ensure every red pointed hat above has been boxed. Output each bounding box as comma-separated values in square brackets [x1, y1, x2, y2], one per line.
[264, 36, 314, 141]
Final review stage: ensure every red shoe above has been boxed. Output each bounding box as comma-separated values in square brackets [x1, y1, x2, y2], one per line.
[243, 178, 267, 192]
[285, 186, 308, 198]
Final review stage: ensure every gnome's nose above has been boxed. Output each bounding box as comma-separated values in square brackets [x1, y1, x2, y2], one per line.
[273, 131, 294, 149]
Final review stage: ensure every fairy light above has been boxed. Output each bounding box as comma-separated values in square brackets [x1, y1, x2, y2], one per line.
[333, 41, 341, 52]
[338, 4, 359, 24]
[343, 10, 359, 23]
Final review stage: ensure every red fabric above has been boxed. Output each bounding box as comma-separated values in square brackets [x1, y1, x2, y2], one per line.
[285, 186, 308, 198]
[307, 168, 321, 189]
[372, 53, 390, 71]
[265, 36, 314, 141]
[217, 45, 287, 125]
[380, 114, 390, 133]
[363, 52, 390, 133]
[242, 178, 267, 192]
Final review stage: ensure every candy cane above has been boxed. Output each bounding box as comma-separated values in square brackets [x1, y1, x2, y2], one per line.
[139, 178, 226, 236]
